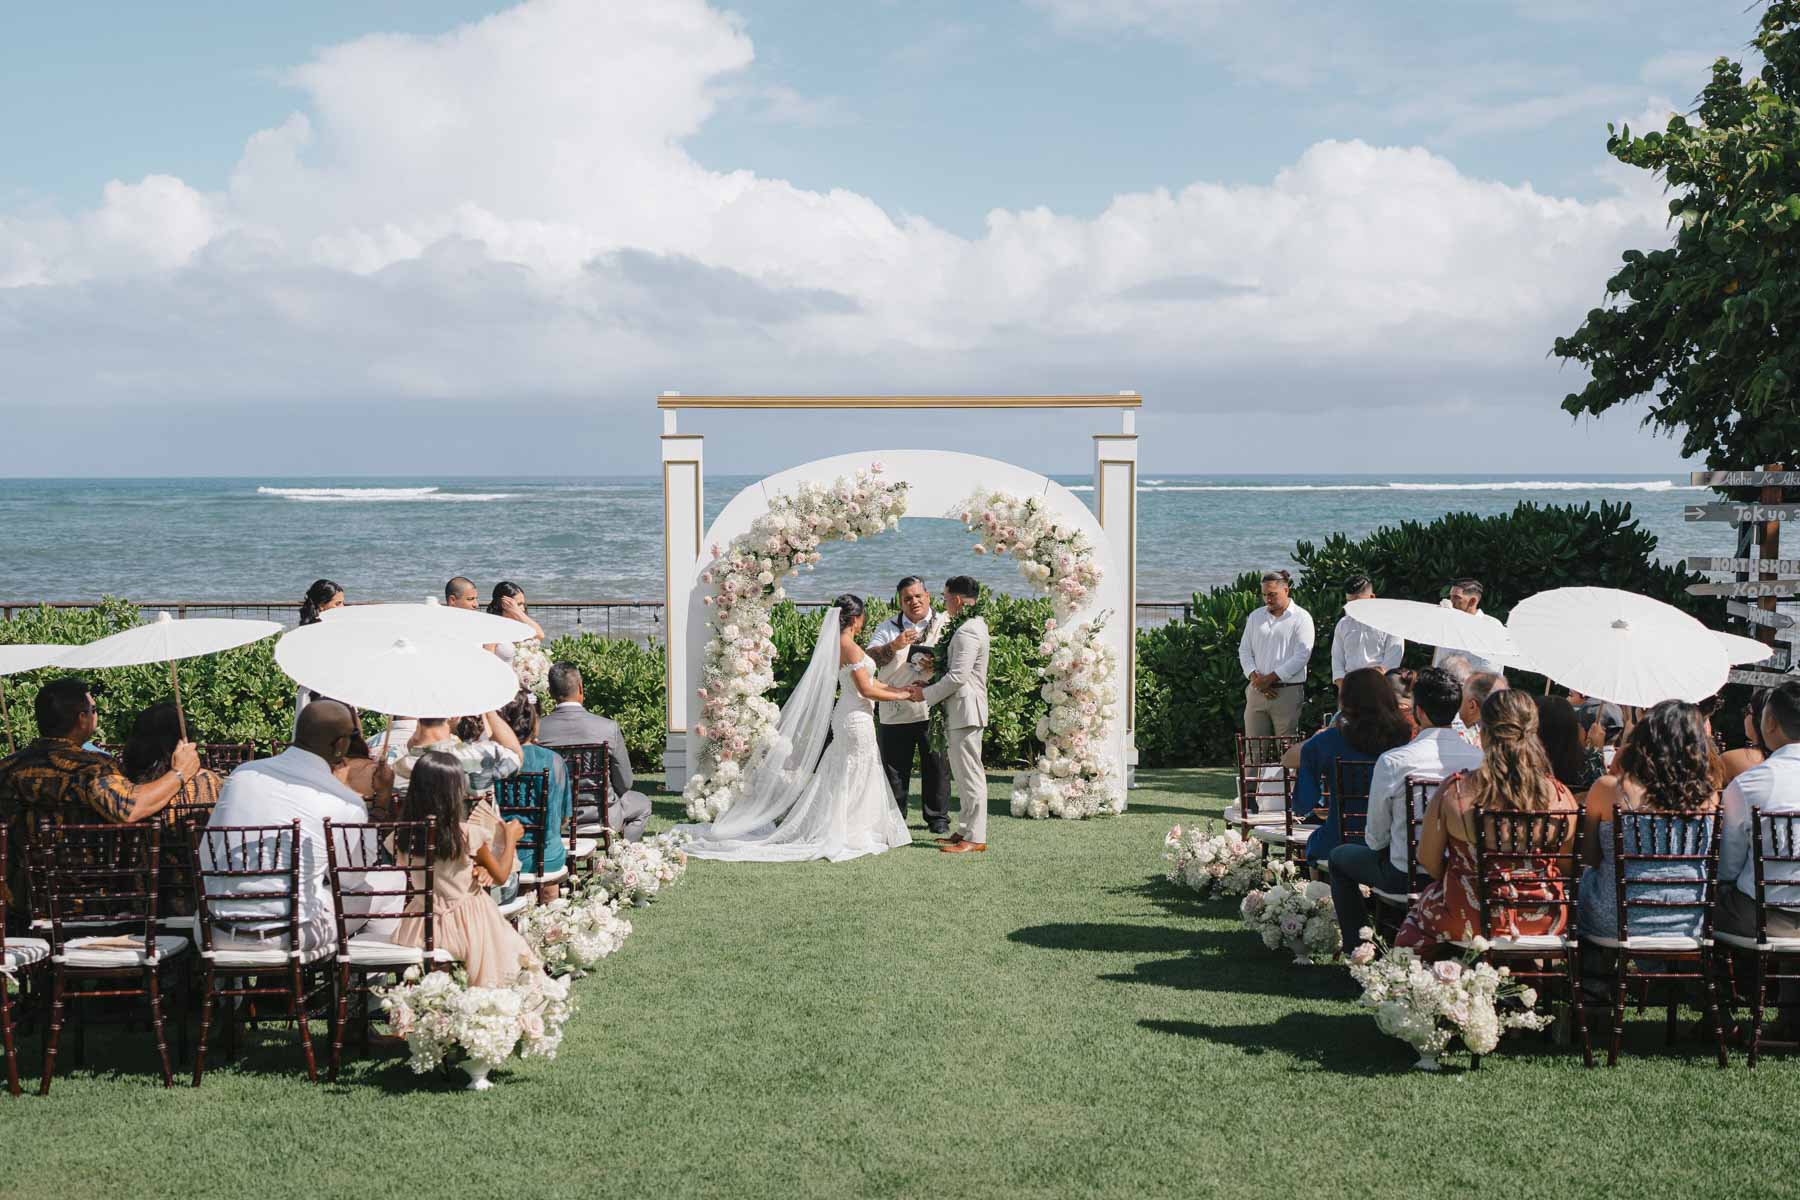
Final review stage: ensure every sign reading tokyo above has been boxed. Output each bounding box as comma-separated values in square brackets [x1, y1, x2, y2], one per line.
[1684, 503, 1800, 524]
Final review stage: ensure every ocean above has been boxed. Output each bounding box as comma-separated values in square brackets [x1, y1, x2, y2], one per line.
[0, 474, 1718, 613]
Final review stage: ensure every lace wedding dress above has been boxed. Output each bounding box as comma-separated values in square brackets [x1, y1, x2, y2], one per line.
[675, 610, 912, 863]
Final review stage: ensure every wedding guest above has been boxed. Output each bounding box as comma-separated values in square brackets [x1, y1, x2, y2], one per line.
[1578, 701, 1719, 947]
[498, 691, 572, 900]
[392, 751, 538, 988]
[294, 577, 346, 732]
[334, 731, 397, 816]
[121, 700, 223, 817]
[200, 700, 380, 955]
[395, 712, 522, 800]
[1327, 667, 1482, 951]
[1388, 669, 1418, 733]
[1289, 667, 1411, 864]
[1238, 569, 1314, 738]
[1330, 575, 1403, 696]
[1461, 671, 1509, 738]
[486, 581, 546, 668]
[537, 663, 651, 843]
[1430, 579, 1507, 676]
[1532, 693, 1605, 797]
[1398, 690, 1577, 950]
[1719, 689, 1770, 786]
[445, 577, 480, 610]
[1716, 682, 1800, 945]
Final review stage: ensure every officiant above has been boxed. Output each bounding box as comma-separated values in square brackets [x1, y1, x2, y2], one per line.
[867, 576, 952, 836]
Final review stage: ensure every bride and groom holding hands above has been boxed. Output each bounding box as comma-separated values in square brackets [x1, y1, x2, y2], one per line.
[676, 575, 991, 863]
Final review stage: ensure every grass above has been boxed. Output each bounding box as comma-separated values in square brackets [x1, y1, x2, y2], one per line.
[4, 768, 1795, 1198]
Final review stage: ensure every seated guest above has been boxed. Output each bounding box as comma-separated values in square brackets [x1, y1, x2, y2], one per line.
[1330, 575, 1404, 698]
[1719, 688, 1769, 786]
[1289, 667, 1412, 865]
[1459, 670, 1508, 742]
[121, 700, 223, 817]
[1398, 690, 1576, 950]
[1533, 693, 1605, 798]
[201, 701, 382, 955]
[536, 662, 651, 843]
[1388, 669, 1418, 734]
[334, 728, 397, 815]
[497, 691, 572, 900]
[1716, 682, 1800, 946]
[1327, 667, 1482, 951]
[393, 751, 538, 988]
[1578, 701, 1719, 948]
[395, 711, 522, 800]
[445, 576, 481, 610]
[0, 678, 199, 901]
[486, 581, 546, 667]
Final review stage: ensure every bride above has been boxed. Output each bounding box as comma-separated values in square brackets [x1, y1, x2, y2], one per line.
[674, 594, 918, 862]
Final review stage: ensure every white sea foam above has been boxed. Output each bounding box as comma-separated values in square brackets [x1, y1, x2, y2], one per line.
[1127, 480, 1700, 494]
[256, 486, 516, 502]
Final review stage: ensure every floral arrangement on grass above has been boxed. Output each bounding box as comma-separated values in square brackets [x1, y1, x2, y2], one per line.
[1346, 931, 1552, 1070]
[377, 965, 574, 1089]
[511, 638, 551, 696]
[957, 488, 1122, 820]
[1240, 877, 1340, 964]
[518, 891, 633, 977]
[1162, 822, 1267, 896]
[684, 465, 909, 821]
[594, 830, 690, 907]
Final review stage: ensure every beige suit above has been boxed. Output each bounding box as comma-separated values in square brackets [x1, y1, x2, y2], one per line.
[922, 616, 990, 843]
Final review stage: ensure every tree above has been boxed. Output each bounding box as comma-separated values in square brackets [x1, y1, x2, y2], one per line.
[1554, 2, 1799, 469]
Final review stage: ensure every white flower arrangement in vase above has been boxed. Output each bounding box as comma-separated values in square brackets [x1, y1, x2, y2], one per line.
[377, 965, 575, 1089]
[1163, 822, 1273, 897]
[593, 830, 690, 907]
[1238, 877, 1341, 964]
[1346, 931, 1551, 1070]
[518, 892, 633, 977]
[683, 465, 909, 821]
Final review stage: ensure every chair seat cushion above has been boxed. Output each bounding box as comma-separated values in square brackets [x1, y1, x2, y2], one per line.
[2, 937, 51, 973]
[495, 895, 533, 920]
[204, 942, 334, 968]
[1713, 930, 1800, 952]
[57, 934, 191, 968]
[561, 837, 599, 858]
[1453, 934, 1570, 952]
[1250, 827, 1288, 846]
[1221, 804, 1284, 826]
[341, 937, 454, 968]
[1586, 934, 1706, 951]
[519, 866, 570, 886]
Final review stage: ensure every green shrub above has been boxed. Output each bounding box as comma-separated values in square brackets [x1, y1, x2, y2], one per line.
[541, 633, 667, 771]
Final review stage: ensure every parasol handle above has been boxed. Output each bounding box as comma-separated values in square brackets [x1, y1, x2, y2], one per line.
[170, 660, 188, 742]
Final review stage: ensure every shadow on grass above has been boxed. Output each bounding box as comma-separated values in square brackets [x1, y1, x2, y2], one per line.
[1141, 1013, 1416, 1075]
[1008, 917, 1361, 1001]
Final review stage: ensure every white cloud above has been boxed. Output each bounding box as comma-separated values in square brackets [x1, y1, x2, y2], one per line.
[0, 0, 1677, 467]
[1640, 49, 1727, 87]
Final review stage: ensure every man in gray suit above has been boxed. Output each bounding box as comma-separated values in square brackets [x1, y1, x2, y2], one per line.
[923, 576, 991, 854]
[536, 662, 651, 843]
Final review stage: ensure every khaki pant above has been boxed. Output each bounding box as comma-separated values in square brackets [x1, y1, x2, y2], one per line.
[1244, 682, 1303, 738]
[946, 725, 988, 844]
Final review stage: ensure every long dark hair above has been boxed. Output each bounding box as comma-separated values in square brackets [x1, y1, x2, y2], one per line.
[299, 578, 343, 626]
[399, 751, 468, 863]
[487, 581, 525, 616]
[1616, 700, 1718, 811]
[121, 700, 183, 784]
[1339, 667, 1413, 757]
[1531, 694, 1590, 791]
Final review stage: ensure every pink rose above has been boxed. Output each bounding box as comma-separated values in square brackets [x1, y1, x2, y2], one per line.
[1431, 961, 1464, 985]
[1349, 943, 1376, 966]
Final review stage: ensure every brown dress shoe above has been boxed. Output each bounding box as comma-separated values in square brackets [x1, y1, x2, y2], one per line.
[941, 841, 987, 853]
[933, 834, 963, 845]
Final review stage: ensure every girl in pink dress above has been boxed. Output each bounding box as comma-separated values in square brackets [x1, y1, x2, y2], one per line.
[396, 751, 540, 987]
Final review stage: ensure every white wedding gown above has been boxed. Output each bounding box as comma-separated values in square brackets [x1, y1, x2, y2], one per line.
[677, 650, 912, 863]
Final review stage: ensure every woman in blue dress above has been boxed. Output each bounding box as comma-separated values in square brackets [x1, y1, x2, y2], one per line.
[1291, 667, 1413, 864]
[499, 691, 574, 902]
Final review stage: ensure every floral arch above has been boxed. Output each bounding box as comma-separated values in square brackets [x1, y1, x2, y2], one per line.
[673, 449, 1132, 823]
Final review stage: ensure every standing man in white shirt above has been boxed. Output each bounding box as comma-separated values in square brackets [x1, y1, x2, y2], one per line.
[1330, 574, 1404, 697]
[1717, 682, 1800, 942]
[867, 576, 952, 835]
[1325, 668, 1482, 951]
[1238, 569, 1314, 738]
[1430, 578, 1507, 676]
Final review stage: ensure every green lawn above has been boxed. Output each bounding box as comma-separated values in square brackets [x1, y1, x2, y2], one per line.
[5, 769, 1793, 1198]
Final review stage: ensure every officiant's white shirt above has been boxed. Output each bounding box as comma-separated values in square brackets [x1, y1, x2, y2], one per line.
[871, 608, 941, 725]
[1331, 614, 1404, 681]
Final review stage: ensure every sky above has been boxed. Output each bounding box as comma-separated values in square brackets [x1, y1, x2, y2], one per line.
[0, 0, 1761, 477]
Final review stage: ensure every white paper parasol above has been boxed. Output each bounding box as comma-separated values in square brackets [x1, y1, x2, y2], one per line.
[55, 613, 282, 739]
[0, 644, 73, 752]
[1506, 587, 1729, 706]
[319, 602, 535, 645]
[1343, 598, 1525, 664]
[1716, 630, 1778, 666]
[275, 622, 520, 721]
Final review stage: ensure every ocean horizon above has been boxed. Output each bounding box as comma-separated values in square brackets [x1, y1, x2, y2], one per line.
[0, 472, 1714, 609]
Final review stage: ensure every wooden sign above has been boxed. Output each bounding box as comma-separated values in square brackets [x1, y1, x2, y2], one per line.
[1687, 579, 1800, 598]
[1685, 503, 1800, 524]
[1729, 669, 1797, 689]
[1732, 646, 1794, 670]
[1691, 470, 1800, 487]
[1728, 601, 1797, 629]
[1688, 556, 1800, 574]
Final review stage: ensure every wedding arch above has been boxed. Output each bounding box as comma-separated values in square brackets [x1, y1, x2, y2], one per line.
[657, 395, 1142, 818]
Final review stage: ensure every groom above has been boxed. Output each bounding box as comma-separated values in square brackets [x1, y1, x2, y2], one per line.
[923, 576, 991, 854]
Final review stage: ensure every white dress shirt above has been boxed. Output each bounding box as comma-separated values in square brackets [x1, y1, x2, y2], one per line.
[1720, 743, 1800, 905]
[1330, 614, 1404, 681]
[1429, 607, 1508, 676]
[870, 608, 945, 725]
[201, 747, 370, 948]
[1365, 726, 1486, 873]
[1238, 602, 1315, 684]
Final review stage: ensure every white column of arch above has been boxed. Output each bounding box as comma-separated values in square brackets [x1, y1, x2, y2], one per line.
[1094, 408, 1139, 786]
[661, 404, 703, 790]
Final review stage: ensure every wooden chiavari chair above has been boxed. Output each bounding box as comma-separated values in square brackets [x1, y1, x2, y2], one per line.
[1, 826, 50, 1097]
[1229, 734, 1299, 838]
[1369, 777, 1435, 939]
[29, 821, 191, 1093]
[321, 818, 448, 1079]
[198, 742, 257, 776]
[190, 820, 332, 1084]
[1319, 758, 1378, 875]
[554, 743, 615, 854]
[495, 770, 566, 914]
[1713, 808, 1800, 1068]
[1584, 810, 1725, 1068]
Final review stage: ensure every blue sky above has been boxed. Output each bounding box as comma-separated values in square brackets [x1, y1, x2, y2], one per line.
[0, 1, 1761, 475]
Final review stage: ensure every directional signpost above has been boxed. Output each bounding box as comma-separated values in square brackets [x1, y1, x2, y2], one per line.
[1727, 601, 1796, 630]
[1687, 579, 1800, 598]
[1693, 467, 1795, 693]
[1684, 503, 1800, 524]
[1730, 669, 1796, 689]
